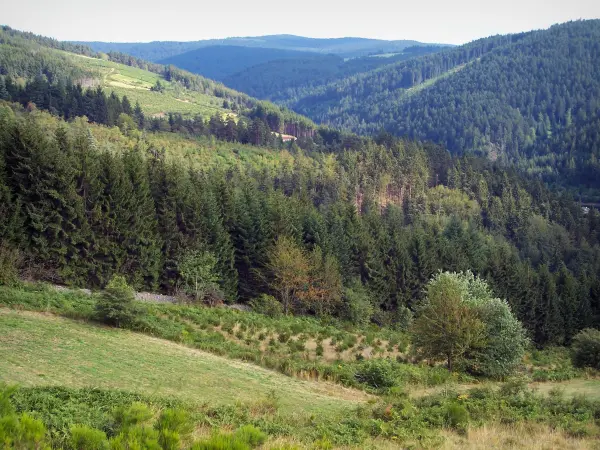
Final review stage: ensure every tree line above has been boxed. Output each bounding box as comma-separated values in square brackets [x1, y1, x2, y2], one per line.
[0, 74, 306, 148]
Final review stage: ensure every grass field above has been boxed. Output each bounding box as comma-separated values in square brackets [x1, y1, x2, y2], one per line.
[0, 309, 367, 416]
[62, 52, 233, 119]
[533, 379, 600, 400]
[2, 294, 600, 448]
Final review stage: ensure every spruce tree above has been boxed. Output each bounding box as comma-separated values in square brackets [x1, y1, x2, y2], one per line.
[0, 77, 9, 100]
[121, 147, 162, 289]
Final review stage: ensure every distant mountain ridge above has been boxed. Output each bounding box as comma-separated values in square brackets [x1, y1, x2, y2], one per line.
[75, 34, 451, 61]
[157, 45, 326, 81]
[223, 45, 445, 101]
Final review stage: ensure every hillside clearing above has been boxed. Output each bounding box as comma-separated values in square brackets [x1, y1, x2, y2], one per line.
[0, 309, 368, 415]
[64, 52, 232, 118]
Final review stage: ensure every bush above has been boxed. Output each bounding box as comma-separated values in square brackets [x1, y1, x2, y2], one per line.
[155, 407, 191, 449]
[233, 425, 266, 447]
[155, 408, 191, 435]
[0, 413, 49, 449]
[95, 275, 137, 327]
[113, 402, 153, 430]
[70, 425, 109, 450]
[249, 294, 283, 318]
[354, 360, 397, 390]
[445, 403, 469, 431]
[110, 425, 160, 449]
[571, 328, 600, 369]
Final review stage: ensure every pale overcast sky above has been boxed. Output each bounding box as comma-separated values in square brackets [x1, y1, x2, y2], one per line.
[2, 0, 599, 44]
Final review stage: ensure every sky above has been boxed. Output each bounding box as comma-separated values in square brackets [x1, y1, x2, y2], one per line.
[2, 0, 600, 45]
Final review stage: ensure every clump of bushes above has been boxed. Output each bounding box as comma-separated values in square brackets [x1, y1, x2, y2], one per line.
[354, 359, 398, 390]
[0, 385, 49, 449]
[571, 328, 600, 369]
[3, 384, 268, 450]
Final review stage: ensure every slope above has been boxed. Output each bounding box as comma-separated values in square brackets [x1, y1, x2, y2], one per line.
[158, 45, 326, 81]
[283, 20, 600, 198]
[223, 45, 445, 101]
[0, 308, 366, 415]
[64, 52, 233, 118]
[0, 25, 316, 130]
[78, 34, 444, 61]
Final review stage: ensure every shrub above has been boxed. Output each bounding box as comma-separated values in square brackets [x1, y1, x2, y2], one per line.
[155, 408, 191, 435]
[445, 403, 469, 431]
[354, 360, 397, 390]
[95, 275, 136, 327]
[113, 402, 153, 430]
[0, 413, 49, 449]
[316, 342, 324, 357]
[313, 437, 333, 449]
[233, 425, 266, 447]
[110, 425, 160, 449]
[70, 425, 109, 450]
[158, 428, 181, 450]
[249, 294, 283, 318]
[191, 433, 250, 450]
[571, 328, 600, 369]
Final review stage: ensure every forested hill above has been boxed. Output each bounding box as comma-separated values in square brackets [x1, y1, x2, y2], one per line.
[223, 45, 445, 101]
[0, 25, 316, 137]
[158, 46, 325, 81]
[77, 35, 442, 61]
[284, 20, 600, 199]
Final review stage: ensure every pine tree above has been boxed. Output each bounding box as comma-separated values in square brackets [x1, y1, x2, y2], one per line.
[5, 118, 84, 282]
[536, 265, 563, 345]
[121, 147, 162, 289]
[191, 171, 238, 300]
[0, 77, 9, 100]
[556, 264, 579, 343]
[121, 95, 132, 116]
[134, 101, 145, 128]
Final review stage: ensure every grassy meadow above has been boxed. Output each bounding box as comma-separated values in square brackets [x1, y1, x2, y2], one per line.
[1, 283, 600, 449]
[64, 52, 233, 118]
[0, 309, 366, 415]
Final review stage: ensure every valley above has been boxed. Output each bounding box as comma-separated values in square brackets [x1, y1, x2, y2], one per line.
[1, 14, 600, 450]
